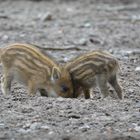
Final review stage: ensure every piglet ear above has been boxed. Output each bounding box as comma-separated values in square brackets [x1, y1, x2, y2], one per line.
[51, 67, 61, 81]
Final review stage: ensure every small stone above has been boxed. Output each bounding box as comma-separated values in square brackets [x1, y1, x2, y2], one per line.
[17, 128, 31, 134]
[48, 131, 54, 135]
[105, 112, 111, 116]
[78, 38, 87, 46]
[128, 89, 134, 93]
[89, 38, 100, 44]
[0, 123, 4, 126]
[66, 7, 74, 12]
[21, 108, 34, 113]
[63, 57, 69, 62]
[57, 97, 65, 102]
[82, 22, 91, 28]
[135, 67, 140, 72]
[132, 15, 140, 21]
[135, 102, 140, 108]
[2, 35, 9, 41]
[128, 128, 135, 132]
[40, 125, 50, 130]
[68, 114, 80, 119]
[80, 22, 91, 28]
[0, 123, 5, 128]
[79, 124, 90, 132]
[20, 34, 25, 37]
[23, 123, 31, 129]
[30, 122, 41, 130]
[134, 125, 140, 132]
[40, 12, 52, 21]
[119, 50, 140, 58]
[124, 50, 140, 59]
[125, 50, 134, 55]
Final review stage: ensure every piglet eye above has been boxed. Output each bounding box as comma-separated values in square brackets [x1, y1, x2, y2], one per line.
[61, 85, 69, 93]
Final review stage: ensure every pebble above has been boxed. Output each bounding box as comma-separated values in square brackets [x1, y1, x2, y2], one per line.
[21, 108, 34, 113]
[23, 123, 31, 129]
[131, 123, 140, 132]
[80, 22, 91, 28]
[20, 34, 25, 37]
[135, 67, 140, 72]
[66, 7, 74, 12]
[124, 50, 140, 56]
[63, 57, 69, 62]
[79, 124, 90, 132]
[83, 22, 91, 28]
[78, 38, 87, 46]
[118, 50, 140, 60]
[18, 128, 31, 133]
[68, 114, 81, 119]
[57, 97, 65, 102]
[39, 12, 52, 21]
[0, 123, 5, 128]
[40, 125, 50, 130]
[89, 38, 101, 44]
[30, 122, 41, 130]
[128, 89, 134, 93]
[48, 131, 54, 135]
[135, 102, 140, 108]
[2, 35, 9, 41]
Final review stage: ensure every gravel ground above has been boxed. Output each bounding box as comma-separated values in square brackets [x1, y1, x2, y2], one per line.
[0, 0, 140, 140]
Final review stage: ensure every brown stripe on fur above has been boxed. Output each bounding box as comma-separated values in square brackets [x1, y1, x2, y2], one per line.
[6, 44, 58, 68]
[73, 65, 92, 76]
[14, 59, 38, 75]
[69, 60, 104, 72]
[6, 52, 51, 73]
[74, 69, 93, 80]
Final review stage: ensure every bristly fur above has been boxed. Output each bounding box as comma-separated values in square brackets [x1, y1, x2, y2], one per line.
[0, 43, 73, 97]
[65, 50, 123, 99]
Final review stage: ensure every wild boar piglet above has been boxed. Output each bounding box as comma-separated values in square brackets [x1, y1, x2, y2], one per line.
[0, 43, 73, 97]
[65, 50, 123, 99]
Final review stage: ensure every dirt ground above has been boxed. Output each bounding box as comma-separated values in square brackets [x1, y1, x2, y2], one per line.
[0, 0, 140, 140]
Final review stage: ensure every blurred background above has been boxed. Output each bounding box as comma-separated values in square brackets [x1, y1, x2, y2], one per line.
[0, 0, 140, 140]
[0, 0, 140, 61]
